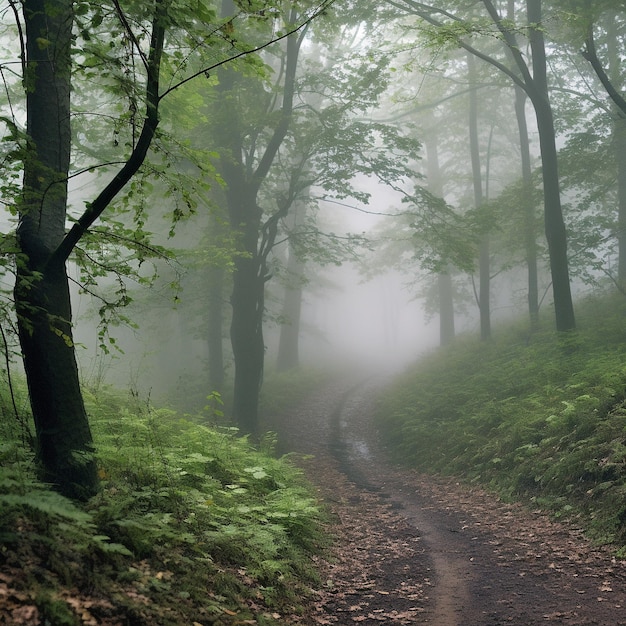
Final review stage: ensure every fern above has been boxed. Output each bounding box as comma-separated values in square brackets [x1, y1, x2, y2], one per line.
[377, 292, 626, 546]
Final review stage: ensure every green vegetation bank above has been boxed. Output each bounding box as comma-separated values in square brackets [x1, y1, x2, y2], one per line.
[0, 378, 325, 625]
[377, 293, 626, 551]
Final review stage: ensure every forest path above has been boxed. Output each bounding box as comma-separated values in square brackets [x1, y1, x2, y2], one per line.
[265, 374, 626, 625]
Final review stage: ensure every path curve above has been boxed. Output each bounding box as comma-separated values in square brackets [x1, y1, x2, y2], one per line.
[266, 375, 626, 625]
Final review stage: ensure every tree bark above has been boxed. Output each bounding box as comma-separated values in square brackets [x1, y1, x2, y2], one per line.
[527, 0, 575, 331]
[17, 0, 98, 499]
[514, 85, 539, 326]
[468, 53, 490, 341]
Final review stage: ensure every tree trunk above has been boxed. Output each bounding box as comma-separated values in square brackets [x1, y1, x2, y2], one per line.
[527, 0, 575, 331]
[514, 85, 539, 326]
[17, 0, 98, 499]
[215, 0, 302, 434]
[228, 184, 265, 436]
[468, 53, 490, 340]
[208, 266, 225, 392]
[276, 251, 304, 371]
[532, 97, 574, 331]
[277, 195, 308, 371]
[438, 272, 455, 346]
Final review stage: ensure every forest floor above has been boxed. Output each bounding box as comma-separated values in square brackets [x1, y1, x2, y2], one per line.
[266, 374, 626, 626]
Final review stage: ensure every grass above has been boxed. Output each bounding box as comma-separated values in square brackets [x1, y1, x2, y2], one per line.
[0, 373, 328, 625]
[375, 291, 626, 550]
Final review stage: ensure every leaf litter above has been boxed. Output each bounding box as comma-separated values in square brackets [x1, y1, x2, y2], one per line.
[271, 378, 626, 626]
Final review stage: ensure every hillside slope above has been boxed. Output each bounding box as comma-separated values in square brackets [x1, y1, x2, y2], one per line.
[376, 293, 626, 549]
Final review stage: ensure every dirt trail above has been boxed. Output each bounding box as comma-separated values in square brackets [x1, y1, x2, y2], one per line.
[267, 376, 626, 626]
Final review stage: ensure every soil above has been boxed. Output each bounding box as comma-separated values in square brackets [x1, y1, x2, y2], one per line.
[266, 375, 626, 626]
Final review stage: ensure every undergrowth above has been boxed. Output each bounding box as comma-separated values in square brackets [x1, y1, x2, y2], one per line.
[0, 377, 326, 625]
[376, 292, 626, 551]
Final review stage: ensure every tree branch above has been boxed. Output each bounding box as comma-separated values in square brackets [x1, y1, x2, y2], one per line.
[159, 0, 335, 101]
[582, 24, 626, 118]
[52, 0, 167, 265]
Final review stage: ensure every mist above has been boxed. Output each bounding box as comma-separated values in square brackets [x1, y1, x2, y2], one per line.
[4, 0, 617, 438]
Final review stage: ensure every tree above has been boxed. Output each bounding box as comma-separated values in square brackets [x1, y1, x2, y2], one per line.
[16, 0, 99, 499]
[269, 30, 422, 368]
[578, 4, 626, 285]
[387, 0, 576, 331]
[276, 200, 307, 371]
[10, 0, 323, 497]
[467, 52, 491, 340]
[211, 2, 310, 435]
[211, 3, 417, 431]
[14, 0, 171, 499]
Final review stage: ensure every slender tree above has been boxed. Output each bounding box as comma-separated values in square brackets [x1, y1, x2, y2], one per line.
[11, 0, 323, 496]
[387, 0, 576, 331]
[467, 52, 491, 340]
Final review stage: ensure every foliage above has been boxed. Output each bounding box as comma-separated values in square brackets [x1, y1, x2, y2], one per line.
[376, 292, 626, 548]
[0, 384, 326, 624]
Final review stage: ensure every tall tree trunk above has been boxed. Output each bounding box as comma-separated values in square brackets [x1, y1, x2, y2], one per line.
[276, 229, 305, 370]
[276, 262, 303, 371]
[16, 0, 98, 499]
[437, 273, 455, 346]
[215, 0, 302, 434]
[527, 0, 575, 331]
[508, 0, 539, 327]
[480, 0, 574, 331]
[514, 85, 540, 326]
[208, 266, 225, 392]
[423, 124, 455, 345]
[228, 184, 265, 436]
[468, 53, 490, 340]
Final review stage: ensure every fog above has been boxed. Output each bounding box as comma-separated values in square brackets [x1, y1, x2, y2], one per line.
[294, 264, 438, 372]
[70, 179, 442, 406]
[8, 0, 611, 431]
